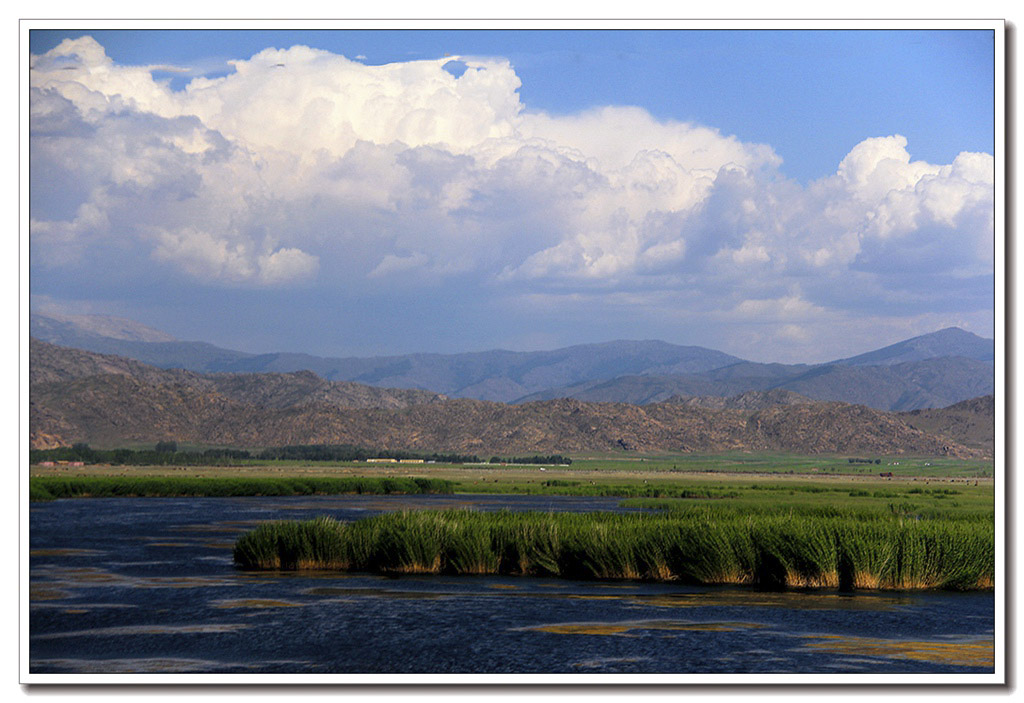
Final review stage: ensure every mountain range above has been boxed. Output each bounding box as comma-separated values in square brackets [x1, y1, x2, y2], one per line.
[29, 312, 994, 412]
[29, 339, 991, 457]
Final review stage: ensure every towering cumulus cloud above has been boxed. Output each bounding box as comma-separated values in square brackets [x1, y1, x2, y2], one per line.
[29, 36, 993, 359]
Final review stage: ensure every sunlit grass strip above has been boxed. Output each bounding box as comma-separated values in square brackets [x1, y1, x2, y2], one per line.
[616, 498, 995, 523]
[29, 476, 454, 500]
[233, 510, 994, 591]
[453, 482, 742, 499]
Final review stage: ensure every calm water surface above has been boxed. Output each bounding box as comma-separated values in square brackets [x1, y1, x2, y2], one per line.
[29, 495, 995, 675]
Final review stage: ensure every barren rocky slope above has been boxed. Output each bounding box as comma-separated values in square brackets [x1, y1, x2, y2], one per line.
[29, 339, 447, 448]
[898, 395, 995, 455]
[30, 340, 988, 458]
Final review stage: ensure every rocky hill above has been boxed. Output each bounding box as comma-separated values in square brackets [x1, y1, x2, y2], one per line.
[29, 339, 447, 448]
[29, 340, 988, 458]
[898, 395, 995, 455]
[663, 389, 818, 410]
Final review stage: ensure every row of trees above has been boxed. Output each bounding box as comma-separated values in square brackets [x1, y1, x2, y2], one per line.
[32, 443, 482, 466]
[255, 444, 481, 464]
[488, 455, 572, 465]
[30, 443, 251, 466]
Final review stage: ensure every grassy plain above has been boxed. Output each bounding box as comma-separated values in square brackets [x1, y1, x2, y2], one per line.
[29, 452, 994, 508]
[566, 452, 993, 478]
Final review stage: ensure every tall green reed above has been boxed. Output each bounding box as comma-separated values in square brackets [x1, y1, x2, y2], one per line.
[233, 509, 994, 591]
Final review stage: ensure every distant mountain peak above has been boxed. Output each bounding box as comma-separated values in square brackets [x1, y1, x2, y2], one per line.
[917, 326, 987, 343]
[830, 327, 993, 367]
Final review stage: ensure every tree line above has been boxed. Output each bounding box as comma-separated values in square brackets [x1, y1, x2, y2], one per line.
[31, 442, 480, 466]
[488, 455, 572, 465]
[30, 443, 251, 466]
[255, 444, 481, 464]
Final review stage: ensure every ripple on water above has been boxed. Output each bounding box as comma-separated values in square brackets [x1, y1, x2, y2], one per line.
[30, 657, 299, 673]
[798, 634, 994, 669]
[29, 585, 74, 601]
[30, 548, 104, 557]
[572, 656, 652, 670]
[624, 589, 910, 611]
[31, 602, 137, 611]
[47, 567, 123, 583]
[33, 564, 243, 591]
[302, 586, 448, 600]
[201, 541, 237, 549]
[32, 623, 252, 640]
[213, 598, 305, 609]
[176, 523, 254, 533]
[517, 619, 767, 636]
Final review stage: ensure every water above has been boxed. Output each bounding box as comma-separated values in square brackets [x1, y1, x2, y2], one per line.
[29, 495, 995, 675]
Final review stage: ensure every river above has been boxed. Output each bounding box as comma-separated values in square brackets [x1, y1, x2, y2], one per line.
[28, 494, 995, 677]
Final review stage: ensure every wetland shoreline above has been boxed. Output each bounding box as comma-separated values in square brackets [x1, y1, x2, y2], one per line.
[31, 458, 996, 593]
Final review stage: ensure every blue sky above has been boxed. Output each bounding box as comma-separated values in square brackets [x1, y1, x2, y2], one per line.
[27, 26, 997, 362]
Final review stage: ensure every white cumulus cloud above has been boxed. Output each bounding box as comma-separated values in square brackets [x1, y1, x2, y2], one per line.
[29, 35, 994, 360]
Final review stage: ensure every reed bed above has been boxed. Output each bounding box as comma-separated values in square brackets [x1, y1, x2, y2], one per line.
[29, 475, 454, 500]
[233, 509, 994, 591]
[617, 498, 994, 523]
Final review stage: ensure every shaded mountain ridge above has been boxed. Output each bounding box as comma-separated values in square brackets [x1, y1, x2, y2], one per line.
[517, 355, 993, 412]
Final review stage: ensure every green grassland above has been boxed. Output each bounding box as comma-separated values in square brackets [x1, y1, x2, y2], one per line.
[29, 451, 994, 510]
[233, 451, 992, 479]
[565, 452, 993, 478]
[28, 469, 993, 527]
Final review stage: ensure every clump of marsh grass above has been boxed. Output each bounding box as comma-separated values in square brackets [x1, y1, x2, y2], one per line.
[233, 509, 994, 591]
[233, 516, 350, 570]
